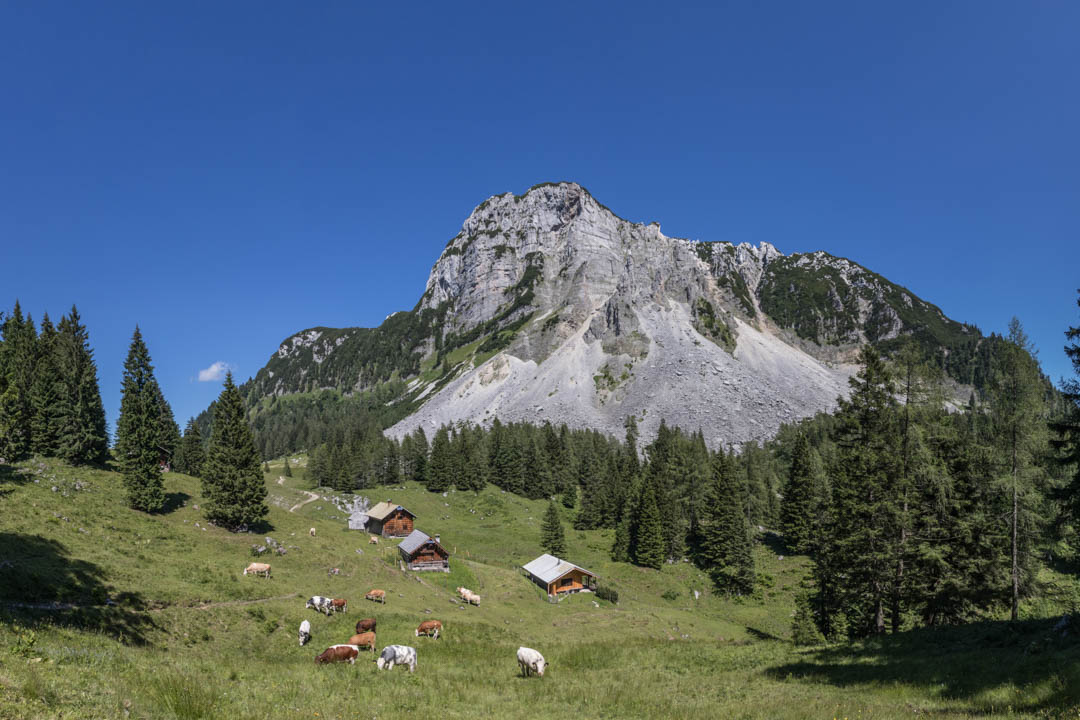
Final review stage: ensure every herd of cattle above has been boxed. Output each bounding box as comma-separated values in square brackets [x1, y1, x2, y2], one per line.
[244, 562, 545, 677]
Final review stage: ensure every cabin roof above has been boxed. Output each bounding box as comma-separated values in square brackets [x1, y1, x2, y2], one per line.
[397, 529, 447, 557]
[522, 553, 596, 584]
[366, 501, 415, 521]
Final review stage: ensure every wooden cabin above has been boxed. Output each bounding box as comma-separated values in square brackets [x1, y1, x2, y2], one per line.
[365, 501, 416, 537]
[522, 553, 598, 596]
[398, 529, 450, 572]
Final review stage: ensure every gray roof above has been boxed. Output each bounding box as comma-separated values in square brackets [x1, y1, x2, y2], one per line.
[522, 553, 596, 584]
[397, 529, 429, 555]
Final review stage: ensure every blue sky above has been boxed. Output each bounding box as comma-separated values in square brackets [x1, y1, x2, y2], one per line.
[2, 2, 1078, 435]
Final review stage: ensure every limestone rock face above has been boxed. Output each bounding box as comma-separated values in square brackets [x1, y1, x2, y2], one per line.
[249, 181, 976, 448]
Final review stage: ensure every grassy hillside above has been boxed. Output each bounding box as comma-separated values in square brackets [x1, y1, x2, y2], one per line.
[1, 458, 1078, 719]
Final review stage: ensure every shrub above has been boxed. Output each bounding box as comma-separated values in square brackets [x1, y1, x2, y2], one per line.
[661, 589, 680, 602]
[595, 586, 619, 604]
[791, 592, 825, 647]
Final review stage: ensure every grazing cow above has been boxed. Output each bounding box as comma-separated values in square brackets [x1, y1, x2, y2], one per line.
[243, 562, 271, 578]
[331, 598, 348, 614]
[368, 535, 379, 545]
[517, 647, 547, 678]
[415, 620, 442, 639]
[456, 586, 480, 605]
[298, 620, 311, 647]
[376, 645, 417, 672]
[306, 595, 334, 616]
[347, 631, 376, 653]
[365, 589, 386, 604]
[355, 617, 376, 634]
[315, 644, 360, 664]
[309, 528, 316, 537]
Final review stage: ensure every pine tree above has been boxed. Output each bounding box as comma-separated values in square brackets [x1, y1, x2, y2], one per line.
[408, 427, 429, 484]
[53, 306, 109, 465]
[611, 473, 642, 562]
[633, 480, 665, 570]
[152, 383, 181, 470]
[541, 500, 567, 557]
[30, 313, 63, 456]
[284, 457, 293, 477]
[561, 481, 577, 510]
[700, 450, 755, 595]
[202, 372, 268, 531]
[1055, 290, 1080, 526]
[178, 418, 205, 477]
[115, 327, 166, 512]
[780, 434, 818, 554]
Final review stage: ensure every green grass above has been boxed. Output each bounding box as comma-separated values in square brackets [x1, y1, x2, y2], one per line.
[1, 457, 1078, 719]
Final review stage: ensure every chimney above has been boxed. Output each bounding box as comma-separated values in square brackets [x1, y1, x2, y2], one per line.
[435, 534, 440, 543]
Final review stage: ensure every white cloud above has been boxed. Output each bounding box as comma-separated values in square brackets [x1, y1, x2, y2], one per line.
[197, 361, 231, 383]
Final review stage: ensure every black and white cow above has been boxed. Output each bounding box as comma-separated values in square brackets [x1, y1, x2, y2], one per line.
[376, 645, 417, 672]
[305, 595, 334, 616]
[298, 619, 311, 646]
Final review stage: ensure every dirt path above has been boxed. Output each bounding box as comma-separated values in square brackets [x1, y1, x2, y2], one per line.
[184, 593, 299, 611]
[289, 490, 319, 513]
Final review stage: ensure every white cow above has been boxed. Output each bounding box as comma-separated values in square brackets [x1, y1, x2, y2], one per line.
[305, 595, 334, 616]
[298, 620, 311, 646]
[376, 644, 417, 672]
[517, 647, 547, 678]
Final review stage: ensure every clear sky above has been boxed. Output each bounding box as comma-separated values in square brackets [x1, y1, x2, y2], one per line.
[2, 2, 1078, 435]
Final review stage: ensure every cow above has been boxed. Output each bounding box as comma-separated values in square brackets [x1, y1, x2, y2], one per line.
[415, 620, 442, 639]
[355, 617, 376, 634]
[517, 647, 547, 678]
[368, 535, 379, 545]
[309, 528, 316, 537]
[306, 596, 334, 616]
[331, 598, 348, 614]
[298, 620, 311, 647]
[376, 644, 417, 672]
[456, 587, 480, 605]
[347, 631, 376, 653]
[243, 562, 271, 578]
[315, 644, 360, 664]
[365, 589, 386, 604]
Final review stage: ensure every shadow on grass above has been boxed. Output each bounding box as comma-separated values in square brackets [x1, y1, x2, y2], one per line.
[765, 619, 1080, 714]
[0, 532, 158, 645]
[160, 491, 192, 514]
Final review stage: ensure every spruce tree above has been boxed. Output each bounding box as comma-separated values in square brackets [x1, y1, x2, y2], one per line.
[284, 457, 293, 477]
[202, 372, 268, 531]
[541, 500, 567, 557]
[633, 480, 665, 570]
[0, 303, 36, 460]
[30, 313, 63, 456]
[700, 450, 755, 595]
[179, 418, 205, 477]
[152, 383, 181, 470]
[1055, 290, 1080, 526]
[427, 426, 454, 492]
[54, 306, 109, 465]
[407, 427, 429, 484]
[780, 434, 818, 554]
[115, 327, 166, 512]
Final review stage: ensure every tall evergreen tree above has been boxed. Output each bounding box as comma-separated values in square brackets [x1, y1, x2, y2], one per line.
[283, 456, 293, 477]
[54, 306, 109, 465]
[633, 479, 665, 570]
[700, 450, 755, 595]
[0, 303, 36, 460]
[780, 433, 818, 554]
[541, 500, 567, 557]
[1055, 290, 1080, 526]
[427, 426, 454, 492]
[115, 327, 166, 511]
[989, 318, 1047, 621]
[178, 417, 205, 477]
[30, 313, 63, 456]
[202, 372, 268, 531]
[152, 383, 181, 469]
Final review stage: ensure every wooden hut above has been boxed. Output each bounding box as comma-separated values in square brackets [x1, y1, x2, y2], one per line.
[522, 553, 597, 596]
[365, 501, 416, 537]
[397, 529, 450, 572]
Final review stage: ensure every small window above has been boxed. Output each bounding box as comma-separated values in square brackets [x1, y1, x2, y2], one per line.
[560, 578, 572, 587]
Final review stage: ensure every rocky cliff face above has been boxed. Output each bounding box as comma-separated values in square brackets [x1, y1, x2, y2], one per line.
[242, 181, 981, 448]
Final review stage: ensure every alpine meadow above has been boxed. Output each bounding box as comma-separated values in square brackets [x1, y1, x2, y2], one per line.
[3, 4, 1080, 719]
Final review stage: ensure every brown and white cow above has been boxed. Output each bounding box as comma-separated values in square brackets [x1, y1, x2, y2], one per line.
[355, 617, 376, 634]
[331, 598, 348, 614]
[415, 620, 442, 639]
[347, 631, 376, 653]
[315, 644, 360, 664]
[365, 589, 386, 604]
[243, 562, 271, 578]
